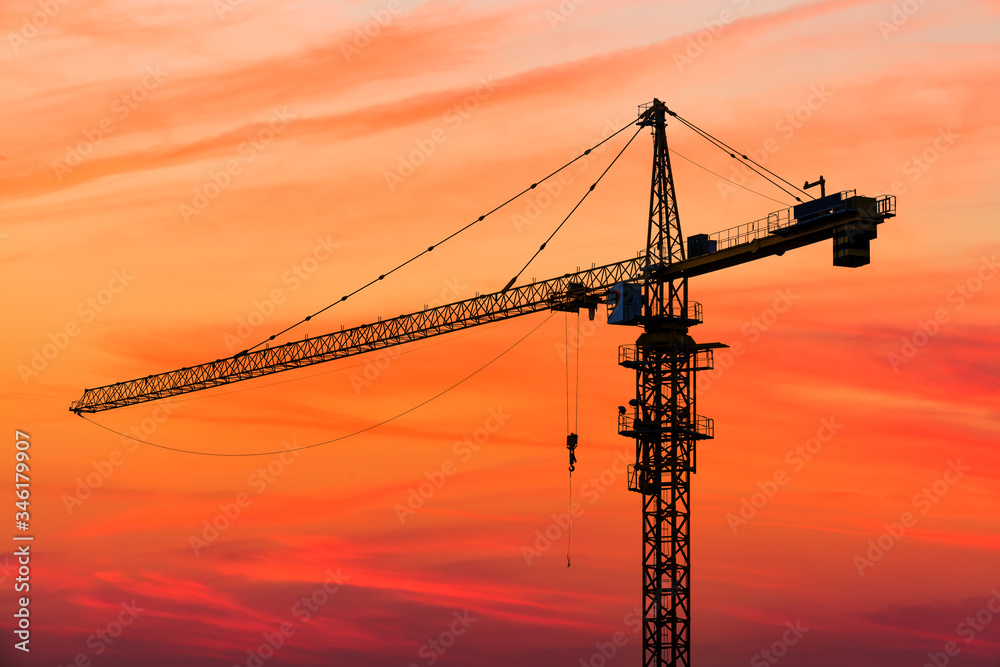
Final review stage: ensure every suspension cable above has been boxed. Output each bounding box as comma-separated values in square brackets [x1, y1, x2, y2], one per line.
[502, 125, 643, 292]
[665, 108, 814, 203]
[240, 118, 641, 356]
[677, 119, 804, 203]
[669, 149, 791, 206]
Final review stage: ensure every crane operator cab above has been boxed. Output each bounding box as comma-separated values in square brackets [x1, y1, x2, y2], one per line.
[607, 282, 643, 325]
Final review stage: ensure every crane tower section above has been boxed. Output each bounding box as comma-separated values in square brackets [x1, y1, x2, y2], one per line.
[609, 100, 721, 667]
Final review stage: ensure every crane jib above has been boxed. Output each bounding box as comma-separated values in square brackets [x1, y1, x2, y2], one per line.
[70, 193, 894, 414]
[70, 256, 646, 413]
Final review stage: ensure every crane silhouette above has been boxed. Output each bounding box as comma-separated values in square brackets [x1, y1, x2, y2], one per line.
[72, 99, 896, 666]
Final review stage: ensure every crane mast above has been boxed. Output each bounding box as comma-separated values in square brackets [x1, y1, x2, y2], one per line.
[622, 100, 715, 667]
[71, 99, 897, 666]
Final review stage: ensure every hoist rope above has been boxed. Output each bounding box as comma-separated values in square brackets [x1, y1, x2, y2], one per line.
[565, 314, 571, 436]
[566, 313, 573, 568]
[565, 311, 582, 567]
[575, 310, 580, 434]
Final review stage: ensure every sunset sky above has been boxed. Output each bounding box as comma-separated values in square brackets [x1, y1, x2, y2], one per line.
[2, 0, 999, 665]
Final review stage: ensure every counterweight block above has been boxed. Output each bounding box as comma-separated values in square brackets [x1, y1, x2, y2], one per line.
[833, 220, 877, 268]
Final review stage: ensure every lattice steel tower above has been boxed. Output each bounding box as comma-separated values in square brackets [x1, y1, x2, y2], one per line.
[618, 100, 719, 667]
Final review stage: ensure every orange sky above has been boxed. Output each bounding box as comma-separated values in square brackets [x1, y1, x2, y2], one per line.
[2, 0, 999, 665]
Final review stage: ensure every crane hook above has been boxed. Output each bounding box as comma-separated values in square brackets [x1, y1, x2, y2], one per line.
[566, 433, 579, 568]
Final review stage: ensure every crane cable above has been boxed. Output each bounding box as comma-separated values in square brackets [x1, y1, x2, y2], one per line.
[669, 110, 810, 199]
[668, 148, 790, 206]
[80, 108, 799, 454]
[502, 125, 643, 292]
[77, 314, 554, 457]
[239, 118, 642, 357]
[665, 108, 815, 203]
[565, 311, 581, 567]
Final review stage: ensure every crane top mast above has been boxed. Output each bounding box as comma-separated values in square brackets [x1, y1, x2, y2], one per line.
[639, 99, 687, 325]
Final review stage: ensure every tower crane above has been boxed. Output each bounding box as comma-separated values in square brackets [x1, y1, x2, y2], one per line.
[71, 99, 897, 666]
